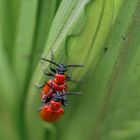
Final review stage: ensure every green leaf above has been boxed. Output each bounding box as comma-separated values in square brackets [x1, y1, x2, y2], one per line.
[0, 0, 20, 59]
[13, 0, 39, 91]
[0, 25, 20, 140]
[31, 0, 58, 71]
[0, 26, 17, 111]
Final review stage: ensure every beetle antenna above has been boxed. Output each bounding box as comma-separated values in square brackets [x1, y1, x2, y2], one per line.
[66, 64, 84, 68]
[41, 58, 58, 66]
[65, 91, 82, 95]
[50, 49, 57, 73]
[50, 67, 57, 73]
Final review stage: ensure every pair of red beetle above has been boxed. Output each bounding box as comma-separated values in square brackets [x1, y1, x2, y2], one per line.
[36, 52, 84, 122]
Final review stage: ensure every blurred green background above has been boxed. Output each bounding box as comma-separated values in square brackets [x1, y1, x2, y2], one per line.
[0, 0, 140, 140]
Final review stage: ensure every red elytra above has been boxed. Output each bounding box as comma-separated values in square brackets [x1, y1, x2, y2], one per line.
[40, 76, 68, 101]
[43, 75, 67, 93]
[39, 100, 64, 122]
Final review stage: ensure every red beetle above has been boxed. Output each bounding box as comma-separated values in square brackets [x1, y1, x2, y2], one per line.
[39, 91, 81, 122]
[39, 100, 64, 122]
[36, 51, 84, 122]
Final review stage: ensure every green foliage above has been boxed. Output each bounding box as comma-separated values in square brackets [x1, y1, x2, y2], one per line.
[0, 0, 140, 140]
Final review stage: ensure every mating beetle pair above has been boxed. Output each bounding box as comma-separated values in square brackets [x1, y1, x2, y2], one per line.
[36, 51, 84, 122]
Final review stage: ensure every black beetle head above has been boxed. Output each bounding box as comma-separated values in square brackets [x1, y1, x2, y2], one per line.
[56, 64, 67, 74]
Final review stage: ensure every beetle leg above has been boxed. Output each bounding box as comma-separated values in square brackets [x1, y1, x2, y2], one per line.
[37, 107, 42, 112]
[44, 72, 54, 77]
[66, 78, 83, 83]
[41, 95, 51, 103]
[61, 99, 68, 106]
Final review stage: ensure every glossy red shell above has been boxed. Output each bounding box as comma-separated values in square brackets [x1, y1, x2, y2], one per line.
[54, 74, 66, 85]
[41, 79, 68, 99]
[39, 100, 64, 122]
